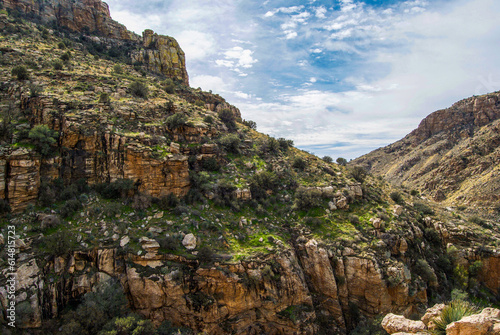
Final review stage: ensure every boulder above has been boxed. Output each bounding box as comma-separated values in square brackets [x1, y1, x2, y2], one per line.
[381, 313, 426, 334]
[182, 233, 197, 250]
[421, 303, 445, 329]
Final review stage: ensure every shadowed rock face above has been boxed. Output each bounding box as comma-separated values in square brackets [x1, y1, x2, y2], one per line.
[2, 0, 139, 40]
[353, 91, 500, 208]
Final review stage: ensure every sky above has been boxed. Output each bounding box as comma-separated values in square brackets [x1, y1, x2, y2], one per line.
[105, 0, 500, 160]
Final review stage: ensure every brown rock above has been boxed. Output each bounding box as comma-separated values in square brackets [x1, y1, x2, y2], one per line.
[381, 313, 426, 334]
[446, 313, 495, 335]
[421, 303, 445, 329]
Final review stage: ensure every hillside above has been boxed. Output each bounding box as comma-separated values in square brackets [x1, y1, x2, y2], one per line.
[353, 92, 500, 214]
[0, 1, 499, 335]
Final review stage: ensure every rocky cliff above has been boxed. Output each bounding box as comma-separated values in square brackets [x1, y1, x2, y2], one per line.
[353, 92, 500, 210]
[1, 0, 138, 40]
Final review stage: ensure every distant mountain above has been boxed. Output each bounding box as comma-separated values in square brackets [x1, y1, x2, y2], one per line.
[353, 92, 500, 211]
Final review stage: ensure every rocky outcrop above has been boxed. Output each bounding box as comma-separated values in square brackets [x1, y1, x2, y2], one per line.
[0, 239, 439, 333]
[1, 0, 138, 41]
[382, 306, 500, 335]
[353, 91, 500, 208]
[131, 30, 189, 86]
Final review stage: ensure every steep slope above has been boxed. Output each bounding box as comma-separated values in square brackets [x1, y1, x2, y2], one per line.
[0, 3, 499, 335]
[353, 92, 500, 212]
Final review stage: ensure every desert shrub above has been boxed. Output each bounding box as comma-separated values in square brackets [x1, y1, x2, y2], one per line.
[113, 64, 123, 74]
[53, 60, 63, 70]
[415, 259, 438, 287]
[41, 231, 77, 256]
[163, 78, 175, 93]
[11, 65, 29, 80]
[469, 215, 487, 227]
[292, 157, 307, 170]
[60, 199, 82, 218]
[432, 300, 478, 335]
[29, 84, 43, 97]
[158, 193, 180, 209]
[129, 81, 148, 98]
[201, 157, 219, 171]
[60, 183, 79, 201]
[410, 189, 419, 196]
[218, 134, 240, 154]
[60, 51, 71, 62]
[28, 125, 58, 157]
[57, 41, 66, 49]
[173, 205, 189, 216]
[248, 171, 279, 200]
[294, 187, 322, 210]
[390, 191, 403, 204]
[322, 156, 333, 163]
[203, 115, 213, 124]
[243, 119, 257, 130]
[260, 137, 280, 154]
[157, 236, 179, 251]
[100, 316, 155, 335]
[102, 202, 121, 217]
[278, 137, 293, 151]
[414, 202, 435, 215]
[215, 180, 237, 207]
[198, 245, 214, 264]
[94, 179, 134, 199]
[99, 92, 110, 104]
[468, 260, 482, 277]
[218, 109, 237, 131]
[336, 157, 347, 166]
[166, 113, 187, 129]
[71, 281, 128, 334]
[349, 165, 367, 183]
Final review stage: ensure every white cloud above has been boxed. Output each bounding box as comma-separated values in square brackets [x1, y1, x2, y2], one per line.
[223, 47, 258, 68]
[176, 30, 216, 61]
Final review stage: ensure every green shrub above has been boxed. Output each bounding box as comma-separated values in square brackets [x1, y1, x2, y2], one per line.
[218, 134, 240, 154]
[218, 109, 237, 132]
[113, 64, 123, 74]
[41, 231, 77, 256]
[60, 199, 82, 218]
[99, 92, 110, 104]
[292, 157, 307, 170]
[163, 78, 175, 93]
[410, 189, 419, 196]
[248, 171, 279, 200]
[415, 259, 438, 287]
[322, 156, 333, 163]
[468, 260, 482, 277]
[129, 81, 148, 98]
[304, 217, 322, 229]
[349, 165, 367, 183]
[131, 193, 151, 210]
[198, 245, 214, 264]
[166, 113, 187, 129]
[243, 119, 257, 130]
[156, 321, 193, 335]
[0, 199, 11, 214]
[53, 60, 63, 70]
[348, 214, 360, 224]
[390, 191, 403, 204]
[201, 157, 219, 171]
[11, 65, 29, 80]
[432, 300, 478, 335]
[94, 179, 134, 199]
[60, 51, 71, 62]
[157, 236, 179, 251]
[294, 187, 322, 210]
[28, 124, 58, 157]
[203, 115, 213, 124]
[336, 157, 347, 166]
[278, 137, 293, 151]
[57, 41, 66, 49]
[158, 193, 180, 210]
[414, 202, 435, 215]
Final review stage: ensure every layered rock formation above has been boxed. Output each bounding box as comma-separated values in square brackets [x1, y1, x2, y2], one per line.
[1, 0, 138, 40]
[131, 30, 189, 86]
[353, 92, 500, 209]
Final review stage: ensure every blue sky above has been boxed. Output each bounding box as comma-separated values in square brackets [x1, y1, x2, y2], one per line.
[105, 0, 500, 159]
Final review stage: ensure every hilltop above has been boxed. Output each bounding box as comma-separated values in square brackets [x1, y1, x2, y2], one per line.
[353, 92, 500, 215]
[0, 1, 499, 335]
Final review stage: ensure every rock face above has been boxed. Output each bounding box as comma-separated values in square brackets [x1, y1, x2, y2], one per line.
[131, 30, 189, 86]
[1, 0, 138, 40]
[0, 240, 436, 333]
[353, 91, 500, 208]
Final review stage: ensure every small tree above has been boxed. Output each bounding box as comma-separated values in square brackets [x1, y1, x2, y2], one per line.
[53, 60, 63, 70]
[166, 113, 187, 129]
[28, 124, 58, 157]
[219, 109, 237, 131]
[129, 81, 148, 99]
[113, 64, 123, 74]
[322, 156, 333, 163]
[336, 157, 348, 166]
[11, 65, 29, 80]
[349, 165, 367, 183]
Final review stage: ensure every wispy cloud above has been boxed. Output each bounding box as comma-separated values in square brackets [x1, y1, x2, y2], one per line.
[106, 0, 500, 159]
